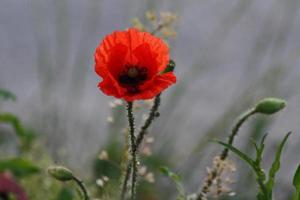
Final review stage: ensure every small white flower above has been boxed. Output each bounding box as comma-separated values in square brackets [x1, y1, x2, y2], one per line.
[145, 137, 154, 144]
[145, 172, 155, 183]
[229, 192, 236, 196]
[138, 166, 147, 176]
[98, 150, 109, 160]
[96, 179, 104, 187]
[142, 146, 152, 156]
[107, 116, 114, 123]
[102, 176, 109, 182]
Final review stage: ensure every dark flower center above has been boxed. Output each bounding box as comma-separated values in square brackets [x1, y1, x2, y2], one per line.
[118, 65, 148, 93]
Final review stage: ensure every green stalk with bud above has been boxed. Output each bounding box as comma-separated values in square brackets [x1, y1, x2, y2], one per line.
[197, 97, 287, 200]
[47, 165, 90, 200]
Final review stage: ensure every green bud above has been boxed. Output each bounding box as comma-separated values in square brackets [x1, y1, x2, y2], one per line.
[163, 60, 176, 73]
[254, 98, 286, 115]
[47, 165, 74, 182]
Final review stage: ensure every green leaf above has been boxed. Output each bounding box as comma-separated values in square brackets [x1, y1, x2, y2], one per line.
[160, 166, 181, 182]
[266, 132, 291, 191]
[160, 166, 185, 200]
[254, 134, 268, 165]
[260, 134, 268, 148]
[0, 113, 26, 137]
[0, 112, 36, 150]
[214, 140, 255, 168]
[294, 164, 300, 189]
[0, 89, 16, 101]
[160, 166, 172, 176]
[293, 164, 300, 200]
[0, 158, 40, 178]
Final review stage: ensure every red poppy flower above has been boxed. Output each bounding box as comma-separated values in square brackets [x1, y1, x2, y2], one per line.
[0, 173, 28, 200]
[94, 28, 176, 101]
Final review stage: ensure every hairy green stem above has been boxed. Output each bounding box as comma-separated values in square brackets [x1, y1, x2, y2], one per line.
[120, 96, 161, 200]
[127, 102, 137, 200]
[135, 94, 161, 148]
[220, 108, 256, 159]
[197, 108, 257, 200]
[73, 177, 90, 200]
[120, 162, 132, 200]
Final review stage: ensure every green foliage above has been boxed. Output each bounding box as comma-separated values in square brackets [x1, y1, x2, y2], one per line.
[0, 113, 25, 137]
[266, 132, 291, 192]
[215, 132, 291, 200]
[293, 164, 300, 200]
[0, 157, 40, 178]
[0, 112, 36, 151]
[160, 166, 186, 200]
[21, 172, 80, 200]
[0, 89, 16, 101]
[57, 187, 75, 200]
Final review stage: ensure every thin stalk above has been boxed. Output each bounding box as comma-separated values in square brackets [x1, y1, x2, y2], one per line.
[220, 108, 256, 159]
[73, 177, 90, 200]
[127, 102, 137, 200]
[196, 108, 257, 200]
[135, 94, 161, 148]
[120, 162, 132, 200]
[120, 95, 161, 200]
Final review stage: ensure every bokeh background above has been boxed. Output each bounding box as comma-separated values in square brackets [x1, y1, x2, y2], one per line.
[1, 0, 300, 199]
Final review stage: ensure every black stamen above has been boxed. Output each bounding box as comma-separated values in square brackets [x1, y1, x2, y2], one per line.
[118, 65, 148, 94]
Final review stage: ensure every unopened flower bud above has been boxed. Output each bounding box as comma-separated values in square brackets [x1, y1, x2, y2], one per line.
[163, 60, 176, 73]
[47, 166, 74, 182]
[254, 98, 286, 115]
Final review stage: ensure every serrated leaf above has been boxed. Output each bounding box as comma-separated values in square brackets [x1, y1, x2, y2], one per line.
[0, 158, 40, 178]
[0, 89, 16, 101]
[266, 132, 291, 191]
[214, 140, 255, 168]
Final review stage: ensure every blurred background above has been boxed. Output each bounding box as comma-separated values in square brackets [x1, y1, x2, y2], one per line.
[1, 0, 300, 199]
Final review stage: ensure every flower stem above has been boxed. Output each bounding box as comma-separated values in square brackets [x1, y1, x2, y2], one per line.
[220, 108, 256, 159]
[135, 94, 161, 148]
[73, 177, 90, 200]
[196, 108, 257, 200]
[120, 96, 161, 200]
[120, 162, 132, 200]
[127, 102, 137, 200]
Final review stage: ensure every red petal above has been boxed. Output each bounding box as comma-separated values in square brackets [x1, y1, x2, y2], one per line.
[98, 74, 125, 98]
[94, 28, 174, 101]
[127, 28, 169, 73]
